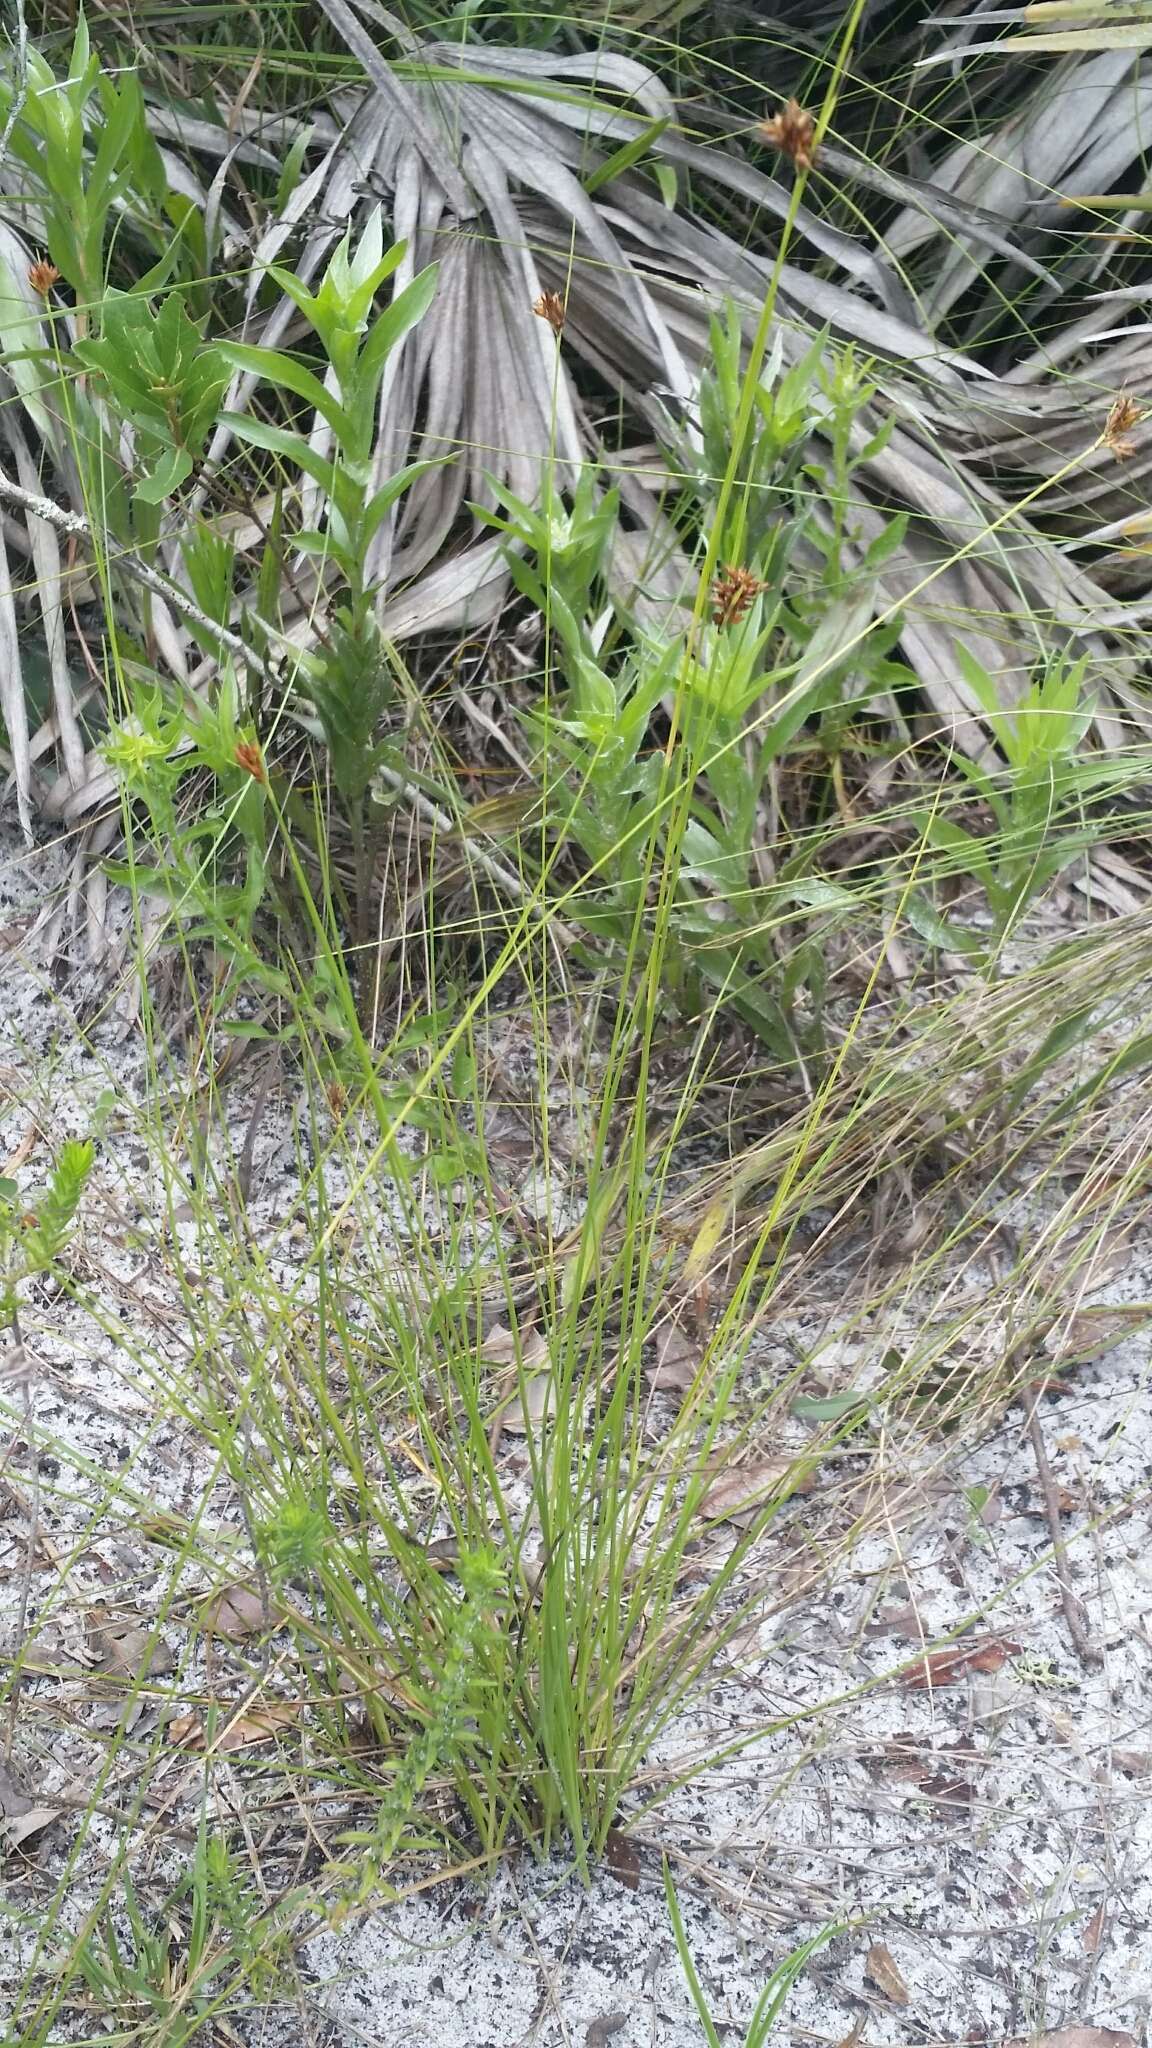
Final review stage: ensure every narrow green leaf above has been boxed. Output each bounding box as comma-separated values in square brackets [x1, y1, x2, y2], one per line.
[903, 892, 986, 956]
[790, 1391, 869, 1421]
[135, 446, 193, 505]
[583, 118, 669, 196]
[219, 413, 342, 495]
[357, 264, 440, 389]
[362, 457, 446, 539]
[216, 341, 350, 438]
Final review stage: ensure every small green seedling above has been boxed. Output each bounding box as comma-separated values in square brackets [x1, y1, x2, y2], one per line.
[664, 1857, 841, 2047]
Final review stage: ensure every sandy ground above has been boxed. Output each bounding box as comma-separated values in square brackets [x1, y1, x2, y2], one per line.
[0, 820, 1150, 2048]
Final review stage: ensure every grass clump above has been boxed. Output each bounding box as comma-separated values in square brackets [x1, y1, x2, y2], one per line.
[1, 0, 1152, 2039]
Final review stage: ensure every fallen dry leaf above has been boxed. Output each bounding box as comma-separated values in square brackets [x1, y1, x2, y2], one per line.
[868, 1734, 976, 1810]
[585, 2017, 627, 2048]
[0, 1760, 59, 1853]
[901, 1637, 1019, 1690]
[87, 1603, 175, 1681]
[4, 1803, 61, 1851]
[865, 1942, 910, 2006]
[480, 1322, 549, 1370]
[1081, 1904, 1106, 1954]
[867, 1602, 921, 1640]
[169, 1701, 300, 1753]
[0, 1761, 33, 1821]
[484, 1124, 538, 1168]
[920, 1770, 973, 1817]
[486, 1322, 556, 1451]
[0, 1123, 38, 1177]
[494, 1370, 556, 1438]
[647, 1316, 702, 1393]
[20, 1638, 92, 1676]
[198, 1584, 269, 1641]
[1111, 1750, 1151, 1777]
[604, 1825, 641, 1892]
[870, 1733, 927, 1784]
[701, 1456, 807, 1524]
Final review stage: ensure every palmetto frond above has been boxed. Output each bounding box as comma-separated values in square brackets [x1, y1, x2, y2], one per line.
[3, 1, 1152, 908]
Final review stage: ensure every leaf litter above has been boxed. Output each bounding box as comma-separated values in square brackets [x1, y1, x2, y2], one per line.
[864, 1943, 910, 2007]
[168, 1701, 301, 1754]
[197, 1582, 270, 1641]
[0, 1758, 59, 1854]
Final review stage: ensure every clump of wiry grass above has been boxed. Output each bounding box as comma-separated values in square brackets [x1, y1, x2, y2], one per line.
[2, 786, 1152, 2039]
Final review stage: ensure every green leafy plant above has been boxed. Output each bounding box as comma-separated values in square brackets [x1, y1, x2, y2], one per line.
[68, 214, 447, 1034]
[664, 1859, 841, 2047]
[101, 666, 295, 1020]
[65, 1821, 288, 2046]
[327, 1546, 506, 1912]
[0, 18, 173, 324]
[910, 650, 1100, 964]
[0, 1138, 94, 1327]
[214, 210, 439, 956]
[74, 290, 230, 504]
[487, 320, 910, 1055]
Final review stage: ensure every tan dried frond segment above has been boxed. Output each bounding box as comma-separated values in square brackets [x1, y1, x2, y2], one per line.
[711, 564, 767, 628]
[1104, 393, 1145, 461]
[27, 257, 60, 296]
[759, 99, 817, 174]
[533, 290, 566, 336]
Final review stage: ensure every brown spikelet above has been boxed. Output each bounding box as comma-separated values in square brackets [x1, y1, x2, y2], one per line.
[759, 100, 817, 174]
[1104, 393, 1145, 460]
[711, 564, 768, 629]
[27, 257, 60, 296]
[533, 290, 566, 336]
[234, 739, 267, 785]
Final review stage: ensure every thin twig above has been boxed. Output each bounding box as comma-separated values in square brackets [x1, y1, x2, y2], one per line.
[1025, 1389, 1102, 1667]
[0, 460, 260, 660]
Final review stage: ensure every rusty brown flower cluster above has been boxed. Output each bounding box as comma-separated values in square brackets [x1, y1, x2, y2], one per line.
[1104, 393, 1145, 461]
[759, 100, 817, 174]
[711, 564, 767, 628]
[533, 290, 566, 337]
[27, 257, 60, 296]
[233, 739, 267, 784]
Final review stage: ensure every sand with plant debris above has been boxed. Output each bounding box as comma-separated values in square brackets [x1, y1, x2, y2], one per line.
[0, 822, 1150, 2048]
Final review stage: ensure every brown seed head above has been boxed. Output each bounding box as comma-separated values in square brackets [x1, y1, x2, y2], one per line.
[759, 99, 817, 174]
[1104, 392, 1145, 461]
[711, 564, 768, 629]
[234, 739, 267, 784]
[533, 290, 566, 337]
[27, 257, 60, 296]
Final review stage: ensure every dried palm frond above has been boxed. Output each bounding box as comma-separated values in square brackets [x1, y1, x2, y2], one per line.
[890, 50, 1152, 319]
[197, 22, 1136, 747]
[2, 4, 1152, 919]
